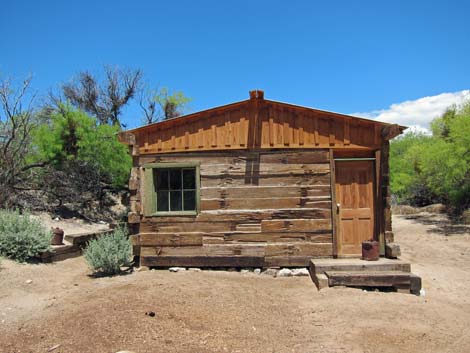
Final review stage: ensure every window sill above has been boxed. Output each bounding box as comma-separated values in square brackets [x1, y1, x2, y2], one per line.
[148, 211, 198, 217]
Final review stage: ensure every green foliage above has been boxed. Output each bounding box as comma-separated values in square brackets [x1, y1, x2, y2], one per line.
[390, 101, 470, 213]
[155, 87, 191, 120]
[390, 132, 431, 203]
[32, 106, 132, 187]
[155, 87, 191, 110]
[0, 209, 51, 262]
[83, 227, 132, 275]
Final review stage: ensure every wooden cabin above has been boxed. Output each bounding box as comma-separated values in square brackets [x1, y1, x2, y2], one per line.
[119, 90, 405, 268]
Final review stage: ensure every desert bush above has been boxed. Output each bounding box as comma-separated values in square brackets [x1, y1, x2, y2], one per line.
[84, 226, 132, 275]
[0, 209, 51, 262]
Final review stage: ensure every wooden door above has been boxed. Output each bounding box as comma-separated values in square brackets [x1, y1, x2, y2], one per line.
[335, 161, 375, 256]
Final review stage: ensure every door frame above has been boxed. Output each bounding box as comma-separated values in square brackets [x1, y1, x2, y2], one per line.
[330, 149, 379, 258]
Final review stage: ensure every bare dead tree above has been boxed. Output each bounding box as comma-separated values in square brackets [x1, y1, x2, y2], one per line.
[62, 66, 142, 127]
[0, 75, 47, 207]
[139, 88, 161, 125]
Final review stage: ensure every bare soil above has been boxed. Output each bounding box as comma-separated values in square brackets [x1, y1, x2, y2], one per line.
[31, 212, 109, 235]
[1, 214, 469, 353]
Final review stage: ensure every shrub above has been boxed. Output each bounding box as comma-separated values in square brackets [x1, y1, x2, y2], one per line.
[0, 209, 52, 262]
[84, 226, 132, 275]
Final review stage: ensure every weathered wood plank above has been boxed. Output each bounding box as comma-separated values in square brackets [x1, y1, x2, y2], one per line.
[223, 232, 332, 243]
[141, 208, 332, 223]
[200, 197, 331, 211]
[200, 185, 331, 199]
[326, 271, 411, 288]
[141, 255, 265, 268]
[261, 219, 331, 232]
[141, 244, 265, 257]
[259, 151, 329, 164]
[139, 233, 203, 246]
[200, 162, 330, 176]
[139, 221, 234, 233]
[201, 173, 331, 187]
[265, 242, 333, 257]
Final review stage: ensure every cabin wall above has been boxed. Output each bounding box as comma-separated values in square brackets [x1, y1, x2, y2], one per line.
[130, 149, 334, 268]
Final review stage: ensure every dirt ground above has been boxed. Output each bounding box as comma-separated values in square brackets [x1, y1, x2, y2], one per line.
[1, 214, 469, 353]
[30, 212, 110, 235]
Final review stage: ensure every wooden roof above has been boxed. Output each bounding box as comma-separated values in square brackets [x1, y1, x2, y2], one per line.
[120, 90, 406, 154]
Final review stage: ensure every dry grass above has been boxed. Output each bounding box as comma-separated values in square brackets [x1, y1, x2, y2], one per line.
[392, 203, 446, 215]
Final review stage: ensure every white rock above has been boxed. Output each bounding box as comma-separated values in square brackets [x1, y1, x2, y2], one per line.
[277, 268, 293, 277]
[53, 217, 60, 221]
[254, 268, 261, 274]
[420, 288, 426, 297]
[241, 269, 250, 274]
[292, 268, 310, 276]
[262, 268, 278, 276]
[25, 279, 33, 284]
[188, 268, 201, 272]
[169, 267, 186, 272]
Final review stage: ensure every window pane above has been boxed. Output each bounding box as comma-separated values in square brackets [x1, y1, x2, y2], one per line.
[157, 191, 169, 211]
[169, 169, 182, 190]
[183, 190, 196, 211]
[170, 191, 182, 211]
[183, 169, 196, 189]
[156, 170, 169, 190]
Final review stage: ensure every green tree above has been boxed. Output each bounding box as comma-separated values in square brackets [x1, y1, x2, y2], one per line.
[390, 132, 435, 205]
[390, 101, 470, 214]
[33, 106, 131, 187]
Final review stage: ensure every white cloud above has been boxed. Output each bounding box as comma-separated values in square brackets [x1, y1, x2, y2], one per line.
[352, 90, 470, 132]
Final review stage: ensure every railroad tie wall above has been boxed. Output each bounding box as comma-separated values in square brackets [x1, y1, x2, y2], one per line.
[135, 149, 334, 268]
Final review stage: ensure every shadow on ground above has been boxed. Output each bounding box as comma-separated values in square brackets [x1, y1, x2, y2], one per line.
[404, 213, 470, 235]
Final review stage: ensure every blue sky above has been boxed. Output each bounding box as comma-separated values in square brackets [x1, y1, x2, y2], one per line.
[1, 0, 469, 129]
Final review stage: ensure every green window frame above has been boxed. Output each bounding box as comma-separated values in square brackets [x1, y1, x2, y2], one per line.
[143, 162, 200, 216]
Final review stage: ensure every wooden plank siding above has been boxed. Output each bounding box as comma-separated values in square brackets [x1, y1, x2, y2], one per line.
[132, 100, 385, 155]
[135, 150, 333, 267]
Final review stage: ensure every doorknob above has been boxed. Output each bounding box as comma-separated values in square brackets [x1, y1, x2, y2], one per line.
[336, 203, 340, 214]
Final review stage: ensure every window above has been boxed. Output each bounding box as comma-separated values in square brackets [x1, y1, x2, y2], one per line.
[155, 168, 196, 212]
[143, 162, 200, 216]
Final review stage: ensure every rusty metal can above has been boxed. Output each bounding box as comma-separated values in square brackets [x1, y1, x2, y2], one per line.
[362, 240, 379, 261]
[51, 227, 64, 245]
